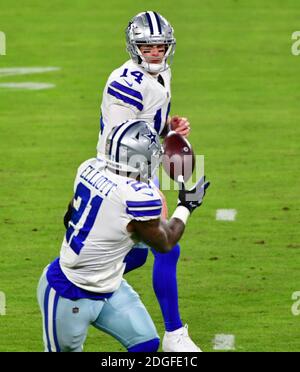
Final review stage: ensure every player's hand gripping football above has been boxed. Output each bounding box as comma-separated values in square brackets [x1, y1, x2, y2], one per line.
[170, 115, 191, 137]
[177, 175, 210, 214]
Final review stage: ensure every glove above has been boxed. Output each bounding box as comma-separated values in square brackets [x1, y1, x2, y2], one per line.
[63, 201, 74, 229]
[177, 175, 210, 213]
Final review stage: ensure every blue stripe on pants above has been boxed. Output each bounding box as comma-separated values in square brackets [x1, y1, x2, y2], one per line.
[52, 292, 61, 352]
[43, 285, 52, 352]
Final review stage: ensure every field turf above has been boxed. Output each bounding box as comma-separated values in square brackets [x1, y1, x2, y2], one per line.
[0, 0, 300, 351]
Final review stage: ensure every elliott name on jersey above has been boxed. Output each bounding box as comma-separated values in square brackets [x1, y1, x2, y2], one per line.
[52, 158, 162, 297]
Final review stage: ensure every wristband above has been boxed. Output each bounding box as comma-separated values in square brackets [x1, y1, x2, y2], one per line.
[171, 205, 190, 225]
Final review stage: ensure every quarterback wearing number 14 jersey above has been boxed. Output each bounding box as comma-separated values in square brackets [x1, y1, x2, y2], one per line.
[97, 59, 171, 154]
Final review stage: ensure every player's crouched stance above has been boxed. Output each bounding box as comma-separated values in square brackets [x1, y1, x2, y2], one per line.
[37, 120, 209, 352]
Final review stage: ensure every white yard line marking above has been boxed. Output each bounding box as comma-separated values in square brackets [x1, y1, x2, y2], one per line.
[0, 82, 55, 90]
[0, 31, 6, 56]
[0, 67, 60, 78]
[216, 209, 237, 221]
[213, 334, 235, 350]
[0, 67, 60, 90]
[0, 292, 6, 316]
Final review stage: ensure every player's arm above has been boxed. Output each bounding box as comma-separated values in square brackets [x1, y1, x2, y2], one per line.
[108, 104, 136, 125]
[161, 115, 191, 138]
[128, 217, 185, 253]
[104, 73, 142, 127]
[128, 176, 210, 253]
[160, 118, 171, 138]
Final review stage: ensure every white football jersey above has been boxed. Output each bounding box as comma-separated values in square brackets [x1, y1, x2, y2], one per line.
[59, 158, 162, 294]
[97, 59, 171, 154]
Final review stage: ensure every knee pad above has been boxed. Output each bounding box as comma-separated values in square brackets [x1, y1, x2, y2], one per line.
[128, 338, 160, 352]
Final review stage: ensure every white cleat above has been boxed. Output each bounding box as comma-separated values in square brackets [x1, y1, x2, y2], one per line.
[162, 324, 202, 352]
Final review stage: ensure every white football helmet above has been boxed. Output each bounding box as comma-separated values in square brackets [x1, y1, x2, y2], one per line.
[126, 11, 176, 74]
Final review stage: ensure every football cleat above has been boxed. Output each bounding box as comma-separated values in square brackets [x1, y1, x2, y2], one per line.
[162, 324, 202, 352]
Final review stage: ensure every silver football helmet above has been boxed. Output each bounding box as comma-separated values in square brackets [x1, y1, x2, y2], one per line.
[105, 120, 162, 182]
[126, 11, 176, 74]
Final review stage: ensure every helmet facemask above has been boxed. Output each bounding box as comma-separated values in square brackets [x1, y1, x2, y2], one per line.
[135, 42, 176, 74]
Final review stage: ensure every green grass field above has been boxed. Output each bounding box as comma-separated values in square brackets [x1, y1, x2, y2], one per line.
[1, 0, 300, 352]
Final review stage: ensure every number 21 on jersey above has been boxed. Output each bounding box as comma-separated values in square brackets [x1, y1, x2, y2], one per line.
[66, 183, 103, 254]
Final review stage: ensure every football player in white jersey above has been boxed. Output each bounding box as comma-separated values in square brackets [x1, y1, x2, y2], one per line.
[97, 12, 189, 154]
[37, 120, 209, 352]
[96, 11, 199, 352]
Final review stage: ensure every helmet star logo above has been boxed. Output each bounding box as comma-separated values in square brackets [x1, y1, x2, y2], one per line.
[142, 131, 157, 148]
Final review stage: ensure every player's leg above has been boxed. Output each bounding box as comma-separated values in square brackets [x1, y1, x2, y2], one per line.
[92, 279, 160, 352]
[151, 176, 201, 352]
[151, 175, 182, 331]
[151, 243, 182, 332]
[37, 269, 104, 352]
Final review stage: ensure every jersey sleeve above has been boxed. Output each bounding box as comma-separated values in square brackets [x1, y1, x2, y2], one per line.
[73, 159, 93, 192]
[124, 180, 163, 222]
[106, 104, 136, 125]
[104, 68, 144, 115]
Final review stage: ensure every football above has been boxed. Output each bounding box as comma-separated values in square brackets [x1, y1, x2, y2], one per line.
[162, 131, 195, 182]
